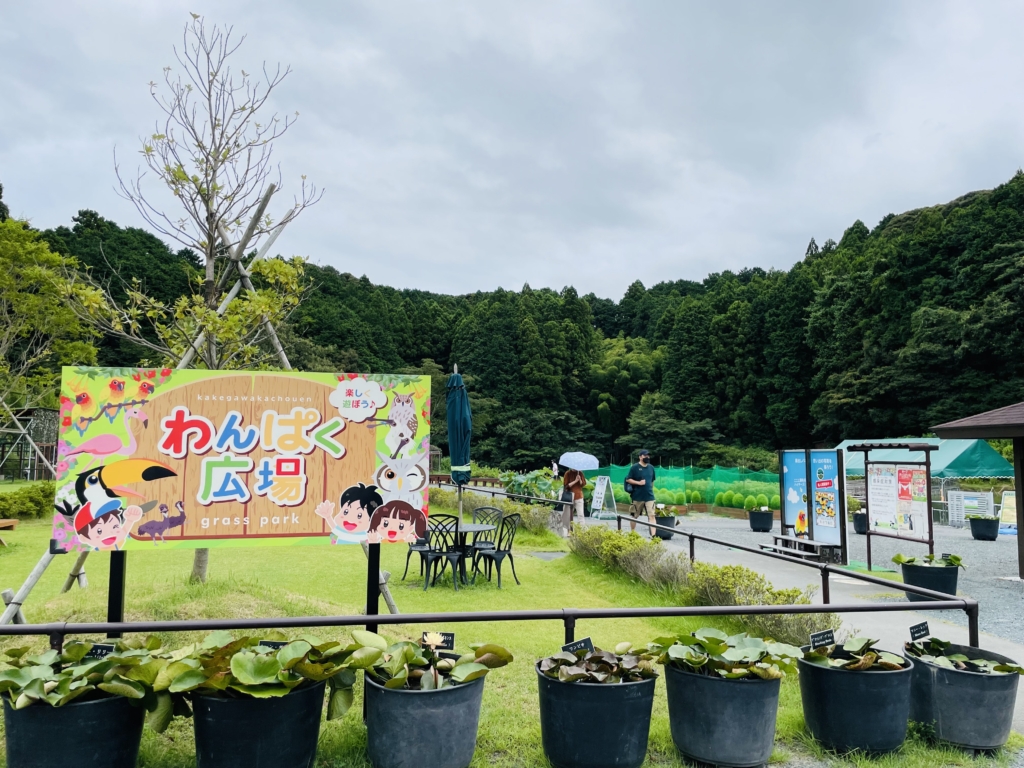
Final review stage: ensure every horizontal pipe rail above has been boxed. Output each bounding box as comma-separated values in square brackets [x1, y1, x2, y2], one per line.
[436, 482, 563, 508]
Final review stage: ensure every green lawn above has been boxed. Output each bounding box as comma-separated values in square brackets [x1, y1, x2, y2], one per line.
[0, 482, 35, 495]
[0, 513, 1019, 767]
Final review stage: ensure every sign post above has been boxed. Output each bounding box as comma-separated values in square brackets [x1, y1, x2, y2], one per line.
[851, 443, 937, 571]
[591, 475, 618, 520]
[780, 449, 848, 564]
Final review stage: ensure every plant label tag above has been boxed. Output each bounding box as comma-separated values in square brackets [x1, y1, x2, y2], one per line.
[84, 643, 116, 659]
[909, 622, 930, 641]
[422, 632, 456, 651]
[258, 640, 289, 650]
[561, 637, 595, 655]
[809, 629, 835, 650]
[941, 553, 952, 560]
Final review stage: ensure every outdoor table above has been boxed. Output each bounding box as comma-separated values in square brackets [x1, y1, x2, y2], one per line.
[427, 521, 495, 584]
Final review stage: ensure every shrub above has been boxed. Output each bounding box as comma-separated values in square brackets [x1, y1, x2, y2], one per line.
[847, 495, 862, 512]
[0, 481, 55, 519]
[722, 491, 735, 507]
[743, 495, 757, 511]
[613, 488, 631, 504]
[732, 494, 747, 509]
[674, 491, 689, 506]
[569, 527, 839, 645]
[518, 506, 554, 534]
[769, 495, 781, 510]
[755, 493, 769, 508]
[690, 490, 702, 504]
[714, 492, 725, 506]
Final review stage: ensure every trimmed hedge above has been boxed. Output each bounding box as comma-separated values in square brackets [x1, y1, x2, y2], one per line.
[769, 494, 781, 510]
[755, 493, 769, 508]
[743, 494, 757, 511]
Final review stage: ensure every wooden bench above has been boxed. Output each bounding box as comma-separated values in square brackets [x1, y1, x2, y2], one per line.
[759, 533, 841, 564]
[0, 519, 18, 547]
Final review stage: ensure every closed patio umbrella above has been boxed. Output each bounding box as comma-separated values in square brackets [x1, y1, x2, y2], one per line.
[446, 365, 473, 515]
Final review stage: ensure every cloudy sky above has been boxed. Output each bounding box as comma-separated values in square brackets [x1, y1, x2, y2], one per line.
[3, 1, 1023, 297]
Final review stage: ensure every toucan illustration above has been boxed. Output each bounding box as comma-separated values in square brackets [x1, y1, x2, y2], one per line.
[56, 459, 177, 548]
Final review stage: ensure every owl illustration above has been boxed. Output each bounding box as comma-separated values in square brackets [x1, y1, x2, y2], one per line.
[384, 393, 418, 459]
[375, 450, 428, 507]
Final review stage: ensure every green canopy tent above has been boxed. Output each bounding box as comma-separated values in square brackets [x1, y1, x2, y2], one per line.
[835, 438, 1013, 479]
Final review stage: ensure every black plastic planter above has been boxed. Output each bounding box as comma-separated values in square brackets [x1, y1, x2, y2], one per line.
[4, 694, 144, 768]
[365, 671, 484, 768]
[192, 679, 326, 768]
[798, 651, 913, 753]
[969, 517, 1000, 541]
[537, 664, 656, 768]
[852, 512, 868, 535]
[664, 663, 780, 767]
[654, 515, 676, 539]
[909, 643, 1019, 749]
[748, 510, 774, 533]
[900, 563, 959, 603]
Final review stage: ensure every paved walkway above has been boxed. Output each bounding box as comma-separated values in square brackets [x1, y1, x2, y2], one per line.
[590, 513, 1024, 736]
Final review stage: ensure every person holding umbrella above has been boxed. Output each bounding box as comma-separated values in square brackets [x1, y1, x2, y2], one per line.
[558, 452, 598, 537]
[626, 449, 657, 534]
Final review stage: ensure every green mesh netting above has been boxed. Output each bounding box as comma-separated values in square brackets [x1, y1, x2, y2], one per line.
[584, 466, 780, 512]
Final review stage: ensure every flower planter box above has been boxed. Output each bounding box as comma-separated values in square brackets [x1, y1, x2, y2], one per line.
[748, 510, 774, 533]
[969, 517, 1000, 541]
[192, 680, 326, 768]
[900, 563, 959, 603]
[798, 651, 912, 753]
[3, 694, 144, 768]
[909, 643, 1019, 749]
[365, 672, 485, 768]
[654, 515, 677, 539]
[536, 664, 656, 768]
[852, 511, 868, 535]
[664, 663, 780, 767]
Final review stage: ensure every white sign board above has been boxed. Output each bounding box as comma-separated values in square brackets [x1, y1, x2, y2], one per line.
[1001, 491, 1016, 526]
[867, 463, 929, 541]
[590, 475, 618, 520]
[948, 491, 995, 528]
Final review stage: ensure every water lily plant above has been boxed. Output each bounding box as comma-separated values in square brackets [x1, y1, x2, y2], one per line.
[892, 553, 965, 569]
[804, 637, 909, 671]
[144, 630, 363, 730]
[648, 628, 802, 680]
[539, 643, 657, 683]
[905, 637, 1024, 675]
[354, 630, 513, 690]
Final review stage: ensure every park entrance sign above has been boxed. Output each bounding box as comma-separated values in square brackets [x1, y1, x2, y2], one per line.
[52, 367, 430, 552]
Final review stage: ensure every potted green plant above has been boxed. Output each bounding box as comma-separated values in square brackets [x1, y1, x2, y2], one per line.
[966, 514, 1000, 541]
[649, 629, 801, 767]
[0, 639, 159, 768]
[654, 504, 678, 539]
[799, 637, 912, 753]
[355, 631, 512, 768]
[905, 636, 1023, 749]
[748, 505, 774, 533]
[892, 553, 964, 602]
[537, 643, 658, 768]
[153, 630, 359, 768]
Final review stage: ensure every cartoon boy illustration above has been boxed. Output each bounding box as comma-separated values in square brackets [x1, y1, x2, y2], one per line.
[315, 483, 384, 544]
[73, 500, 143, 551]
[366, 500, 427, 544]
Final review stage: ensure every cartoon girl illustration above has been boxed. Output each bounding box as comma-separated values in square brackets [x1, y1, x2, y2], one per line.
[365, 500, 427, 544]
[315, 483, 384, 544]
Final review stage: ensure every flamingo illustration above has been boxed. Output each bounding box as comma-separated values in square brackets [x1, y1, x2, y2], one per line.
[61, 406, 149, 463]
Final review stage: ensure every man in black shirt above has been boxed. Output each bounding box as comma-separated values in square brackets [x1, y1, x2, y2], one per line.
[625, 449, 656, 534]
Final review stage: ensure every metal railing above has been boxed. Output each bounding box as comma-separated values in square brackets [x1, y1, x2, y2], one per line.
[615, 515, 978, 645]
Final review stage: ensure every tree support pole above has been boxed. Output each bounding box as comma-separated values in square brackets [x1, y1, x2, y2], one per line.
[1, 551, 55, 625]
[60, 552, 90, 593]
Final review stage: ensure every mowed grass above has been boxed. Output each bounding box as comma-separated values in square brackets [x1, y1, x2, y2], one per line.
[0, 482, 34, 495]
[0, 512, 1020, 768]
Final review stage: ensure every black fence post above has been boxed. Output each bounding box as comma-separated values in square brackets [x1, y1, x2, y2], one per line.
[365, 544, 381, 634]
[616, 515, 622, 531]
[563, 614, 576, 645]
[107, 551, 127, 639]
[967, 603, 980, 648]
[689, 534, 695, 562]
[820, 569, 830, 604]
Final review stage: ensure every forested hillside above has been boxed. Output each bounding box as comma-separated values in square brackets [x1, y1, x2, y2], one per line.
[33, 171, 1024, 469]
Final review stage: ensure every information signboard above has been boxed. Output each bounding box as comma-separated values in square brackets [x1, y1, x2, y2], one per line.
[591, 475, 618, 520]
[868, 463, 928, 540]
[1001, 491, 1016, 526]
[810, 450, 842, 546]
[947, 490, 995, 528]
[52, 367, 430, 552]
[780, 451, 808, 534]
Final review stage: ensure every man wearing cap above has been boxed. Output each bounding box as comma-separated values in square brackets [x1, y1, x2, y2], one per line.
[626, 449, 657, 534]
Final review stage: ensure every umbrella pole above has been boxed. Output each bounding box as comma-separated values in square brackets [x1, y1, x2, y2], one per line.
[458, 485, 463, 518]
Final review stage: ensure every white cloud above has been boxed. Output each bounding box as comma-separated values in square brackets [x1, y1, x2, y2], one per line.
[2, 1, 1023, 298]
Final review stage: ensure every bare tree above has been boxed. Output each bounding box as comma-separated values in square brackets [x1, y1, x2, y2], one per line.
[106, 15, 321, 583]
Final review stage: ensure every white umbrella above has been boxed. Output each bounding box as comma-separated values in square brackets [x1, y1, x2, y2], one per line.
[559, 451, 600, 471]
